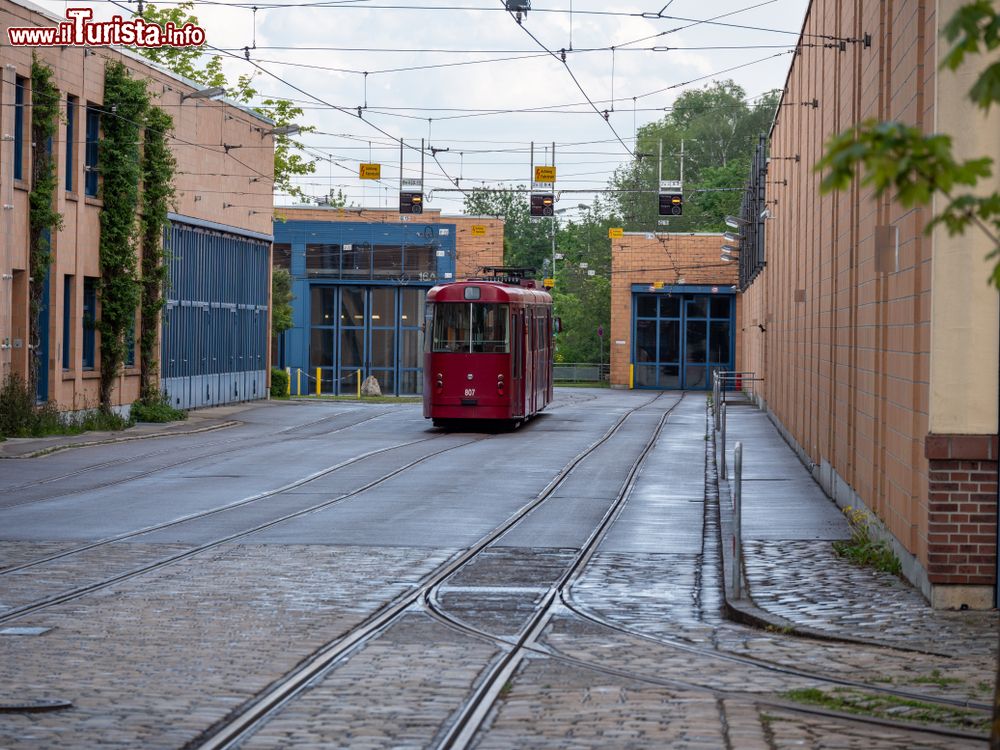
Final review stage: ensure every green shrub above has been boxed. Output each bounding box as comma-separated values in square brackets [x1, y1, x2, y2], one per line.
[0, 373, 36, 437]
[0, 373, 131, 437]
[270, 367, 289, 398]
[131, 393, 187, 423]
[833, 506, 902, 576]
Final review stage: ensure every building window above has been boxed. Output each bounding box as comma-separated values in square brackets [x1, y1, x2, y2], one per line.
[125, 315, 136, 368]
[85, 104, 100, 197]
[82, 277, 97, 369]
[273, 243, 292, 270]
[65, 96, 77, 192]
[62, 275, 74, 370]
[14, 76, 26, 181]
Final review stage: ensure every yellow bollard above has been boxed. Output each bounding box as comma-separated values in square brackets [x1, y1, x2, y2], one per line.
[316, 367, 321, 396]
[285, 367, 291, 396]
[629, 364, 634, 389]
[357, 369, 361, 399]
[297, 369, 301, 396]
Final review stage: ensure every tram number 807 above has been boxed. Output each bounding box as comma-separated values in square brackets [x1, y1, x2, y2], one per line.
[464, 388, 476, 397]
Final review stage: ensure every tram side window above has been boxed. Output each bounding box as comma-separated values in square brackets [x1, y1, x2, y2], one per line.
[471, 304, 508, 353]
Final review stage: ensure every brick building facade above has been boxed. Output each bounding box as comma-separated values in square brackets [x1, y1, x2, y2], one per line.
[0, 0, 275, 413]
[739, 0, 999, 608]
[610, 233, 741, 389]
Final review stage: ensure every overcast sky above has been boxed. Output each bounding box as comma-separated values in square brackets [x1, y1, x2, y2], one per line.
[34, 0, 809, 214]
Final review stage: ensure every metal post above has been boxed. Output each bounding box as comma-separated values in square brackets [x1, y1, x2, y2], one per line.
[551, 141, 556, 279]
[733, 441, 743, 599]
[713, 373, 720, 431]
[285, 367, 291, 396]
[297, 368, 301, 396]
[315, 367, 321, 396]
[357, 369, 361, 399]
[720, 402, 727, 481]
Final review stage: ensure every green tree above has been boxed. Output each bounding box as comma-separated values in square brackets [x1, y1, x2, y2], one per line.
[462, 187, 553, 271]
[608, 82, 779, 232]
[135, 3, 316, 200]
[98, 61, 148, 412]
[271, 267, 294, 337]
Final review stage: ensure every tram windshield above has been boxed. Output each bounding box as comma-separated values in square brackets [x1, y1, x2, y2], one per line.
[432, 303, 509, 353]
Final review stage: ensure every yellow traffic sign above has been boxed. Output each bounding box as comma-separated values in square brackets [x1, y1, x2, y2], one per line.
[534, 166, 557, 183]
[471, 224, 487, 236]
[543, 278, 555, 288]
[608, 227, 624, 238]
[653, 281, 664, 289]
[359, 163, 381, 180]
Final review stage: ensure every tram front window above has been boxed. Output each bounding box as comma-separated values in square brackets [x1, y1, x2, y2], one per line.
[432, 303, 509, 353]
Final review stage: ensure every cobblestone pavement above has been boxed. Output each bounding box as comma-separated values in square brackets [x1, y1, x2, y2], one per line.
[0, 545, 451, 748]
[742, 540, 997, 658]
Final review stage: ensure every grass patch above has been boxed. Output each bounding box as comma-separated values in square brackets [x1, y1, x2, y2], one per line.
[782, 687, 989, 733]
[910, 670, 964, 688]
[832, 506, 902, 576]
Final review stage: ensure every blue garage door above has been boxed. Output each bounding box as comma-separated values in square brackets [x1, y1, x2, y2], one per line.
[161, 222, 270, 409]
[633, 292, 733, 390]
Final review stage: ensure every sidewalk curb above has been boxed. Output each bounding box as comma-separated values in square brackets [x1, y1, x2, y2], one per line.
[708, 404, 952, 658]
[0, 420, 242, 460]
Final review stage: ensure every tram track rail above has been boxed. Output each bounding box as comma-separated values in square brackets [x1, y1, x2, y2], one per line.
[187, 392, 673, 750]
[0, 431, 484, 625]
[413, 399, 992, 746]
[0, 407, 396, 508]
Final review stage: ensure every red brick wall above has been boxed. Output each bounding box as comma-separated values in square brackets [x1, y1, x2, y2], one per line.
[925, 436, 998, 585]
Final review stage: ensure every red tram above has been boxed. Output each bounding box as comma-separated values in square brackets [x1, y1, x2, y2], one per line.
[423, 270, 554, 427]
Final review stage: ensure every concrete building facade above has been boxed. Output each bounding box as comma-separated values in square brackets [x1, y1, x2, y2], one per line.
[610, 233, 741, 389]
[739, 0, 999, 608]
[272, 206, 503, 395]
[0, 0, 274, 413]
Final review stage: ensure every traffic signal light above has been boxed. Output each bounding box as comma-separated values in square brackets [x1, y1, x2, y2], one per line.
[659, 192, 683, 216]
[399, 191, 423, 214]
[530, 193, 554, 217]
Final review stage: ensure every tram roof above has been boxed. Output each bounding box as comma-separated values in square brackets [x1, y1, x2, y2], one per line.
[427, 280, 552, 305]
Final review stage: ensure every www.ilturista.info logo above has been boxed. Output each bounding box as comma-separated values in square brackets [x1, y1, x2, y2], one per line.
[7, 8, 206, 47]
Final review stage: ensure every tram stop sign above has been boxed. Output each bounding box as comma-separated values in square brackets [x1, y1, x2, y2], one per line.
[597, 325, 604, 337]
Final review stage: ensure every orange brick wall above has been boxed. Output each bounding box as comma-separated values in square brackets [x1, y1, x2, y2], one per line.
[738, 0, 998, 602]
[0, 0, 273, 411]
[610, 233, 740, 387]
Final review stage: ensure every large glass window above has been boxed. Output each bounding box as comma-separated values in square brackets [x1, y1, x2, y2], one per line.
[14, 77, 26, 181]
[82, 277, 97, 369]
[432, 303, 508, 353]
[85, 105, 100, 197]
[273, 243, 292, 270]
[65, 96, 77, 192]
[306, 244, 339, 276]
[62, 275, 73, 369]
